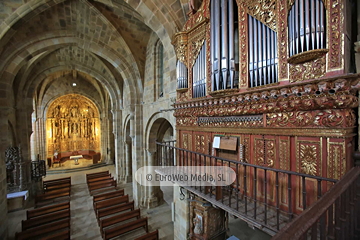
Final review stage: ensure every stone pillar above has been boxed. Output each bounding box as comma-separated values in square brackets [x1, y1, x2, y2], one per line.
[100, 113, 109, 163]
[111, 109, 122, 182]
[174, 185, 190, 240]
[356, 1, 360, 73]
[143, 149, 163, 208]
[0, 107, 11, 240]
[125, 142, 132, 182]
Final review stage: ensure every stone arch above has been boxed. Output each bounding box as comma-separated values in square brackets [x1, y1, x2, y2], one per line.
[7, 121, 16, 147]
[143, 113, 175, 208]
[121, 115, 133, 182]
[146, 113, 175, 153]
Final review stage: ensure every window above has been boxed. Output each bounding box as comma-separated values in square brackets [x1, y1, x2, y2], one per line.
[248, 15, 278, 87]
[210, 0, 239, 92]
[192, 43, 206, 98]
[176, 60, 188, 89]
[288, 0, 326, 57]
[157, 41, 164, 98]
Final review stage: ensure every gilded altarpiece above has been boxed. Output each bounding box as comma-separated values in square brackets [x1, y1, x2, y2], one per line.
[46, 94, 100, 157]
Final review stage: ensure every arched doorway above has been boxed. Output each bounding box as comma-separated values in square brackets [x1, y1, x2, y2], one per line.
[144, 117, 174, 208]
[46, 94, 101, 166]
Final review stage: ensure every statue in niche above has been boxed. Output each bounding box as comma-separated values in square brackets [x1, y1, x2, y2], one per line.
[54, 121, 61, 137]
[87, 106, 94, 118]
[71, 122, 79, 135]
[70, 106, 79, 118]
[193, 214, 203, 235]
[53, 105, 61, 118]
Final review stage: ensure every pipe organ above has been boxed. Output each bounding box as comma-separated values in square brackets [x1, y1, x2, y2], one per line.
[46, 94, 100, 157]
[248, 15, 278, 87]
[177, 60, 188, 89]
[172, 0, 358, 223]
[211, 0, 239, 91]
[192, 43, 207, 98]
[288, 0, 326, 57]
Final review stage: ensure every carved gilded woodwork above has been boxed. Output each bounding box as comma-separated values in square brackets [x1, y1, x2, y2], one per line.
[289, 55, 326, 82]
[189, 30, 206, 68]
[173, 0, 209, 68]
[189, 196, 226, 239]
[300, 145, 317, 175]
[246, 0, 277, 31]
[266, 109, 356, 128]
[178, 126, 354, 138]
[183, 133, 189, 150]
[279, 138, 290, 170]
[255, 137, 274, 167]
[174, 91, 358, 119]
[46, 94, 100, 154]
[278, 0, 289, 79]
[195, 134, 206, 153]
[173, 32, 188, 64]
[328, 0, 343, 70]
[239, 0, 248, 87]
[296, 138, 322, 176]
[327, 139, 346, 180]
[243, 136, 250, 162]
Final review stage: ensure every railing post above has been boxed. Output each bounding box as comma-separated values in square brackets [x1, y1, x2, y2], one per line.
[275, 171, 280, 230]
[288, 173, 293, 220]
[254, 167, 257, 219]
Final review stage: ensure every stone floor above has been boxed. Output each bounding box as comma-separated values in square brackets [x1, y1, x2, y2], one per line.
[7, 164, 271, 240]
[7, 165, 174, 240]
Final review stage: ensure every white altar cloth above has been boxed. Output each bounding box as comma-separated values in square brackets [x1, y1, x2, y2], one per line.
[70, 155, 83, 165]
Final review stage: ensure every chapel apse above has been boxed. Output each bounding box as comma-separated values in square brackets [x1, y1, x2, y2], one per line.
[46, 94, 101, 158]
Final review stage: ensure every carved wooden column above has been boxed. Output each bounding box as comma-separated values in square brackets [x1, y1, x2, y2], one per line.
[189, 196, 226, 240]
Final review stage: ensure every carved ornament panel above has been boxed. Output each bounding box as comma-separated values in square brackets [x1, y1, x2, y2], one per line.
[266, 109, 356, 128]
[296, 138, 322, 176]
[327, 139, 346, 180]
[289, 55, 326, 82]
[246, 0, 277, 31]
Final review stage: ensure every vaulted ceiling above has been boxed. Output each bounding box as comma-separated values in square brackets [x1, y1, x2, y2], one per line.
[0, 0, 190, 112]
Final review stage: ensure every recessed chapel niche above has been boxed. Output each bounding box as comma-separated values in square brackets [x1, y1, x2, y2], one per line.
[46, 94, 100, 157]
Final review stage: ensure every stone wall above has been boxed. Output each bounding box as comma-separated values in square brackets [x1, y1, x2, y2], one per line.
[174, 185, 190, 240]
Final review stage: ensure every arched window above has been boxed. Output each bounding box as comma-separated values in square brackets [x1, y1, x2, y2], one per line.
[156, 41, 164, 98]
[288, 0, 326, 57]
[248, 15, 278, 87]
[210, 0, 239, 92]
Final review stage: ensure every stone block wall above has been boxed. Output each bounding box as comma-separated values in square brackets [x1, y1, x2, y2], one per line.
[173, 185, 189, 240]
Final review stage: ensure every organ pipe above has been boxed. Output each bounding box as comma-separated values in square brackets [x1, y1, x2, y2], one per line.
[211, 0, 238, 91]
[288, 0, 326, 57]
[176, 61, 188, 89]
[248, 15, 278, 87]
[193, 43, 206, 98]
